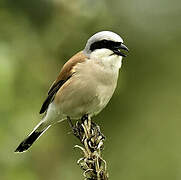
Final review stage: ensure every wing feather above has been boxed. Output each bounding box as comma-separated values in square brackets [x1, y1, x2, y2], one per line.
[39, 51, 87, 114]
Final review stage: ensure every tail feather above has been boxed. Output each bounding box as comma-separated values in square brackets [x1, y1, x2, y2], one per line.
[15, 131, 43, 153]
[15, 122, 50, 153]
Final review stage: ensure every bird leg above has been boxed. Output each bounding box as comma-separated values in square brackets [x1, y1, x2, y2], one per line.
[67, 116, 74, 129]
[67, 116, 84, 140]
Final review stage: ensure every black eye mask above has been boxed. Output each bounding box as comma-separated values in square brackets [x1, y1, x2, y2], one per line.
[90, 40, 121, 52]
[90, 39, 129, 57]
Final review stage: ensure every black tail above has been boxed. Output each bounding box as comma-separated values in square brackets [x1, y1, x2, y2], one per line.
[15, 131, 43, 153]
[15, 122, 50, 153]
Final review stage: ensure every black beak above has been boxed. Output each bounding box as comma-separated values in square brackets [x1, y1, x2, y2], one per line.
[112, 43, 129, 57]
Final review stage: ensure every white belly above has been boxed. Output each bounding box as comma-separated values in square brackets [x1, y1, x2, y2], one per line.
[60, 80, 115, 118]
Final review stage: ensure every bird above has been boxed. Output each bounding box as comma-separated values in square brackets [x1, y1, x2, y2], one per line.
[15, 31, 129, 153]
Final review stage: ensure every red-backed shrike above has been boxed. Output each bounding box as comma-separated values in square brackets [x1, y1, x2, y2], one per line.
[15, 31, 129, 152]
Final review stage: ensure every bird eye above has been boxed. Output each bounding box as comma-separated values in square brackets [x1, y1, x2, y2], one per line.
[102, 40, 107, 44]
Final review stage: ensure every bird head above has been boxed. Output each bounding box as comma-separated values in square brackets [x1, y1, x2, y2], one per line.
[84, 31, 129, 58]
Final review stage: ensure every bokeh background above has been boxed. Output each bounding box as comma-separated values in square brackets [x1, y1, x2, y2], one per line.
[0, 0, 181, 179]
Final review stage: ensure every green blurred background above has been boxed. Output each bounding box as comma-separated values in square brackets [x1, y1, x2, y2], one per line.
[0, 0, 181, 179]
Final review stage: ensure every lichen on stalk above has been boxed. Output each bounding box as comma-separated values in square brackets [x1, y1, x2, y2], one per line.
[67, 115, 108, 180]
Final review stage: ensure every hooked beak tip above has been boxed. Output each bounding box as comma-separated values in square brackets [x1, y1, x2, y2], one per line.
[120, 43, 129, 52]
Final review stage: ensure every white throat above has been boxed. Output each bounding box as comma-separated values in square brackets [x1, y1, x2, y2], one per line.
[88, 49, 122, 70]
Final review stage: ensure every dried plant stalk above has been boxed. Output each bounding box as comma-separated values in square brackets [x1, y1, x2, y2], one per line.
[68, 115, 109, 180]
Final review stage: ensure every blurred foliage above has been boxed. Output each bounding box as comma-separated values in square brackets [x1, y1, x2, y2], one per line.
[0, 0, 181, 179]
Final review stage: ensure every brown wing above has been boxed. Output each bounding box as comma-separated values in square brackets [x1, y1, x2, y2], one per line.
[39, 51, 87, 114]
